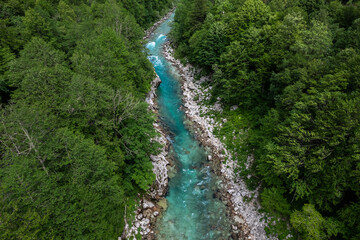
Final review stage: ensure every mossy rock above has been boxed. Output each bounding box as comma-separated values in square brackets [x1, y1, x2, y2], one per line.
[157, 198, 168, 211]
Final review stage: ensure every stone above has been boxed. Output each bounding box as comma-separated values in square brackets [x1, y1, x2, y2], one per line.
[213, 102, 222, 112]
[157, 198, 168, 211]
[143, 199, 155, 209]
[143, 209, 152, 218]
[153, 211, 159, 217]
[230, 105, 238, 111]
[188, 81, 196, 90]
[167, 165, 177, 178]
[141, 218, 150, 225]
[234, 215, 245, 224]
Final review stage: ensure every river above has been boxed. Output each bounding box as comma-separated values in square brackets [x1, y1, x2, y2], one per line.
[146, 13, 232, 239]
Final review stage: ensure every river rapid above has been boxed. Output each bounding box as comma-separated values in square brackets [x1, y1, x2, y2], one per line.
[146, 14, 232, 240]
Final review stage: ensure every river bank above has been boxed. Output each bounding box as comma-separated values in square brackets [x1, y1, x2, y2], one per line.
[143, 8, 176, 41]
[123, 75, 171, 239]
[162, 41, 272, 240]
[125, 7, 272, 239]
[135, 10, 234, 239]
[123, 9, 176, 240]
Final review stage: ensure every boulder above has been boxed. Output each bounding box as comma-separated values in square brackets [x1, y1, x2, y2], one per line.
[230, 105, 238, 111]
[188, 81, 196, 90]
[157, 198, 168, 211]
[234, 215, 245, 224]
[213, 102, 223, 112]
[143, 199, 155, 209]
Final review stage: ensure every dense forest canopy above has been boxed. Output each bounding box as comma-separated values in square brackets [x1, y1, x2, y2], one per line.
[0, 0, 172, 239]
[171, 0, 360, 239]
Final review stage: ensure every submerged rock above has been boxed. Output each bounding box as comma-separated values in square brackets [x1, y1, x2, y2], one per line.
[157, 198, 168, 211]
[167, 165, 177, 179]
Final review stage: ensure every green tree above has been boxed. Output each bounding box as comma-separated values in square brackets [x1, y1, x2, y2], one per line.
[226, 0, 271, 40]
[189, 19, 227, 70]
[290, 204, 342, 240]
[22, 7, 53, 41]
[171, 0, 360, 238]
[1, 0, 172, 238]
[188, 0, 208, 33]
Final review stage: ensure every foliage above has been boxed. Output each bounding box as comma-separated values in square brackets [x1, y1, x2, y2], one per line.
[0, 0, 172, 238]
[290, 204, 343, 240]
[120, 0, 174, 28]
[172, 0, 360, 239]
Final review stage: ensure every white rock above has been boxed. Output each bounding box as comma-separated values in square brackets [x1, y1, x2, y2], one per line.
[143, 199, 155, 209]
[234, 215, 245, 224]
[141, 218, 150, 225]
[188, 81, 196, 90]
[230, 105, 239, 111]
[213, 102, 223, 112]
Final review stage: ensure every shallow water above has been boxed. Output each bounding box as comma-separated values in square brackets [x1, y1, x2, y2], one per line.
[147, 14, 231, 240]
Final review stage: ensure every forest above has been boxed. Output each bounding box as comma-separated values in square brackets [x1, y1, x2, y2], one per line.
[0, 0, 172, 239]
[171, 0, 360, 239]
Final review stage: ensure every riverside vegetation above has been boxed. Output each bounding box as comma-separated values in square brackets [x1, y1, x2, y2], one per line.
[170, 0, 360, 239]
[1, 0, 360, 239]
[0, 0, 173, 239]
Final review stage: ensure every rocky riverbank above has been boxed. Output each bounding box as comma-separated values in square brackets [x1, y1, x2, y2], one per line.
[124, 74, 171, 240]
[123, 8, 177, 239]
[163, 41, 273, 240]
[143, 8, 176, 41]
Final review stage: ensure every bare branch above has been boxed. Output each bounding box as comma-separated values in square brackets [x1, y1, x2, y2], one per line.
[19, 123, 49, 176]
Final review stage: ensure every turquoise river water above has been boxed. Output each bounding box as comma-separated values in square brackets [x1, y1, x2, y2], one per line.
[146, 14, 231, 239]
